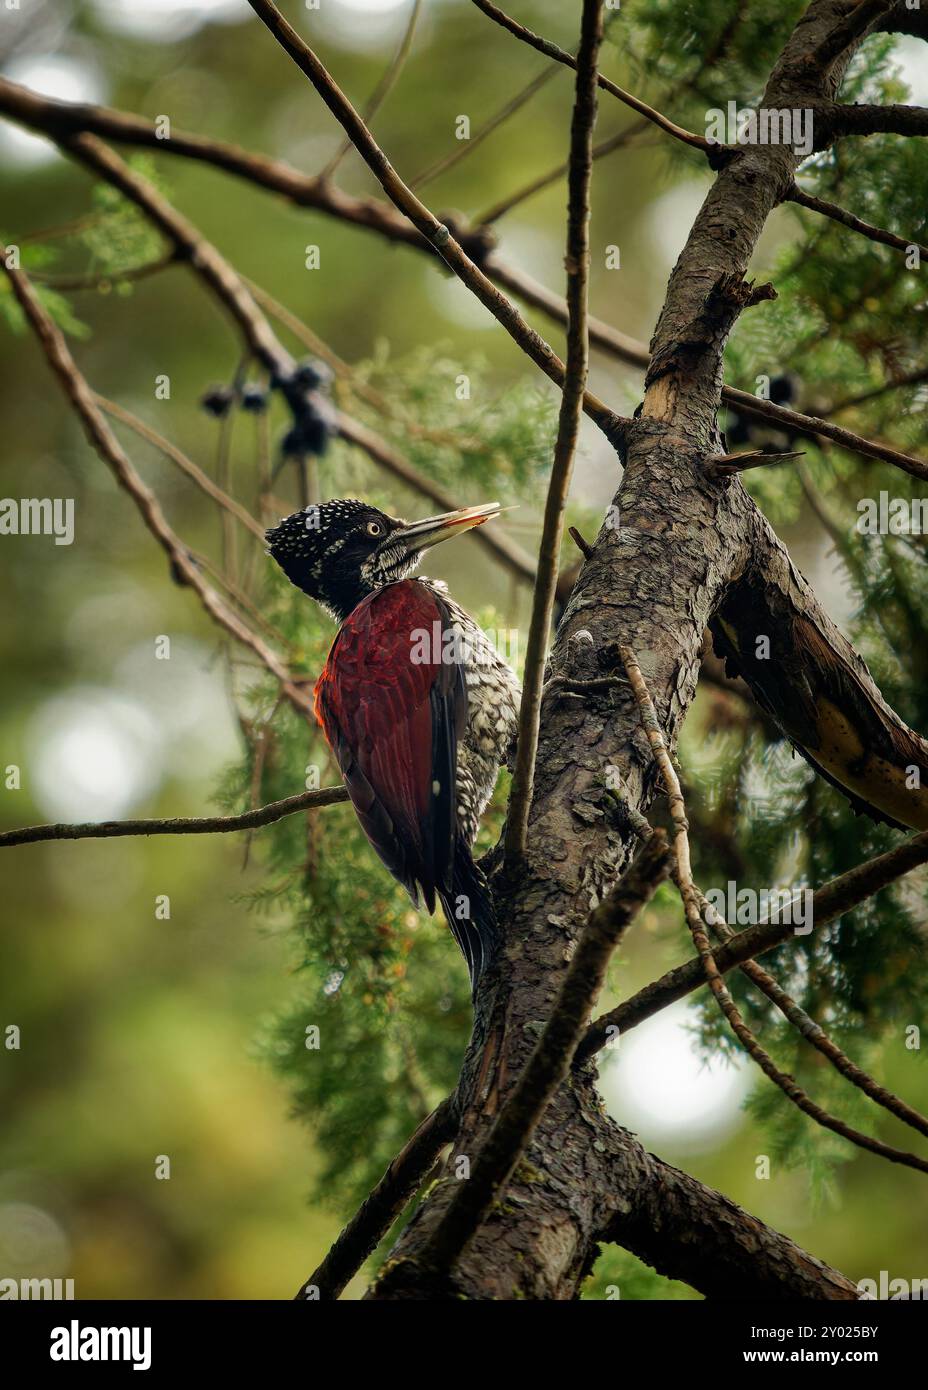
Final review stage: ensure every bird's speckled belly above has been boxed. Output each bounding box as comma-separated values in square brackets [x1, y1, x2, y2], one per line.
[456, 646, 520, 846]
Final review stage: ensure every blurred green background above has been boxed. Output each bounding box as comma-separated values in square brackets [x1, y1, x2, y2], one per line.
[1, 0, 927, 1300]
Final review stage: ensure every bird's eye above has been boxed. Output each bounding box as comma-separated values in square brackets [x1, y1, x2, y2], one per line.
[366, 521, 383, 537]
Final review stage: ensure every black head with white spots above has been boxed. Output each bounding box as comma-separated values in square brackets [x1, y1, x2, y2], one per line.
[266, 498, 503, 622]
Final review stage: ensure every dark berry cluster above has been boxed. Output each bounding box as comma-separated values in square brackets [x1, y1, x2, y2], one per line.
[274, 358, 337, 460]
[199, 357, 337, 459]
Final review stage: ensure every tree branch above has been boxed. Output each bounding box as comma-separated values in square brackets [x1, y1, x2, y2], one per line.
[97, 395, 267, 542]
[810, 0, 896, 68]
[296, 1095, 458, 1301]
[721, 384, 928, 482]
[602, 1146, 858, 1299]
[469, 0, 713, 153]
[828, 101, 928, 138]
[0, 787, 349, 850]
[787, 183, 928, 263]
[504, 0, 603, 862]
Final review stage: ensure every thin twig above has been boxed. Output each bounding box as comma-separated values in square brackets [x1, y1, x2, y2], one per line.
[469, 0, 712, 153]
[504, 0, 603, 862]
[475, 121, 649, 226]
[0, 786, 348, 849]
[97, 396, 267, 541]
[618, 645, 928, 1176]
[829, 365, 928, 414]
[700, 891, 928, 1142]
[30, 250, 178, 291]
[183, 542, 289, 647]
[296, 1096, 458, 1300]
[320, 0, 424, 183]
[0, 251, 313, 720]
[410, 63, 559, 191]
[788, 185, 928, 265]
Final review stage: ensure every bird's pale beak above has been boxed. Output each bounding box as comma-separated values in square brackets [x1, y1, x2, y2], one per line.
[391, 502, 505, 555]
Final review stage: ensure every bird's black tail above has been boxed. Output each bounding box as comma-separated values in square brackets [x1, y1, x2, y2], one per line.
[437, 841, 500, 994]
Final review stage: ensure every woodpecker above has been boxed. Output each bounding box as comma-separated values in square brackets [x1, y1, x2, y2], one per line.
[266, 499, 521, 990]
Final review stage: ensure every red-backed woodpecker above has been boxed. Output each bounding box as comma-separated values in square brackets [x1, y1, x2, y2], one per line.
[267, 499, 521, 990]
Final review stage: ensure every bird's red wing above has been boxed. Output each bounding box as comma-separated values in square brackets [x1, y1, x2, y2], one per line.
[314, 580, 466, 911]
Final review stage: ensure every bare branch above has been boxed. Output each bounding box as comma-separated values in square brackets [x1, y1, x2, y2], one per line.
[788, 184, 928, 263]
[504, 0, 603, 862]
[0, 77, 437, 254]
[296, 1096, 458, 1301]
[0, 787, 349, 850]
[469, 0, 713, 153]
